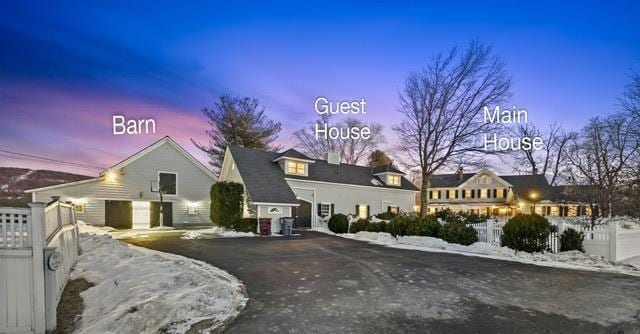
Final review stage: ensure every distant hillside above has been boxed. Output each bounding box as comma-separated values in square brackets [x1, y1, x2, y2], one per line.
[0, 167, 93, 207]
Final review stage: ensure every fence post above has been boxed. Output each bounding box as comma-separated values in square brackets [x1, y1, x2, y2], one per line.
[55, 201, 62, 232]
[609, 222, 618, 261]
[487, 220, 494, 245]
[29, 202, 46, 334]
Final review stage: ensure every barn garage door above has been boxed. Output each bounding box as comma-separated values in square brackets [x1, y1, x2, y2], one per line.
[105, 200, 132, 229]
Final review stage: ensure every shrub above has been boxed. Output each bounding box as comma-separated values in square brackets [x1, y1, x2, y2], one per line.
[406, 215, 441, 237]
[500, 214, 551, 252]
[439, 223, 478, 245]
[349, 219, 370, 233]
[560, 228, 585, 252]
[210, 182, 244, 228]
[386, 215, 410, 237]
[366, 221, 387, 233]
[232, 218, 257, 233]
[435, 208, 460, 224]
[458, 211, 489, 225]
[375, 212, 397, 221]
[328, 214, 349, 234]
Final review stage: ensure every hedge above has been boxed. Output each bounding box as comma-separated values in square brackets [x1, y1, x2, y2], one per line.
[232, 218, 257, 233]
[210, 181, 244, 229]
[500, 214, 551, 252]
[328, 214, 349, 234]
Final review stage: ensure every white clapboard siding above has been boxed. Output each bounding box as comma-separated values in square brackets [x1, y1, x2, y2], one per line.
[32, 141, 214, 226]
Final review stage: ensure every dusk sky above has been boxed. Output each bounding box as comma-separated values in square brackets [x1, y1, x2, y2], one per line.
[1, 1, 638, 175]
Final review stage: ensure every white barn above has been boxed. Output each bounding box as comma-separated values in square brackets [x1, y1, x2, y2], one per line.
[27, 136, 216, 228]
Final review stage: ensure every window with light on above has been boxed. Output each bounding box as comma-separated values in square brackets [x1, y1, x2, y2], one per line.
[387, 174, 400, 186]
[287, 161, 306, 175]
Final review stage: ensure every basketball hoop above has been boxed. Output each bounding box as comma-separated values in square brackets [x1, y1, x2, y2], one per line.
[150, 180, 160, 192]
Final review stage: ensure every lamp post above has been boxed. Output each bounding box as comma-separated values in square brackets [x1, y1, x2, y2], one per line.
[530, 192, 539, 214]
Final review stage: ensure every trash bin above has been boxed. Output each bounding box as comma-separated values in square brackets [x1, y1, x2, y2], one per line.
[280, 217, 294, 236]
[259, 218, 271, 236]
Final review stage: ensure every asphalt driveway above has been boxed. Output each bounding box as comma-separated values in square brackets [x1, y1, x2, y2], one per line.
[123, 231, 640, 333]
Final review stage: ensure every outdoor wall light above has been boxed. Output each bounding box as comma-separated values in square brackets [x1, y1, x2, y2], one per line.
[105, 169, 118, 182]
[187, 203, 199, 215]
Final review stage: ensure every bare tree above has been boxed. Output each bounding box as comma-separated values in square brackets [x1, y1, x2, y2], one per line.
[564, 113, 639, 217]
[292, 115, 385, 165]
[393, 41, 511, 216]
[510, 122, 576, 185]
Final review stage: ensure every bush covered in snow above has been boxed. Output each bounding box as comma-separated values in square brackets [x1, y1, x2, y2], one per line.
[501, 214, 551, 252]
[374, 211, 397, 221]
[560, 228, 585, 252]
[438, 222, 478, 246]
[386, 215, 410, 237]
[435, 208, 490, 225]
[406, 215, 440, 237]
[232, 217, 257, 233]
[328, 213, 349, 234]
[365, 221, 387, 233]
[349, 218, 370, 233]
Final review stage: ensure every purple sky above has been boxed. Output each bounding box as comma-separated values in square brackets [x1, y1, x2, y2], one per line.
[1, 1, 638, 175]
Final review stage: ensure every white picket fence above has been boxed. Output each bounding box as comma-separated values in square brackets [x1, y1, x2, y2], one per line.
[470, 219, 640, 261]
[0, 202, 79, 334]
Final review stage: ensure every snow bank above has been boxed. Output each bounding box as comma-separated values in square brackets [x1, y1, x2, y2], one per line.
[181, 227, 255, 240]
[73, 224, 248, 334]
[331, 230, 640, 276]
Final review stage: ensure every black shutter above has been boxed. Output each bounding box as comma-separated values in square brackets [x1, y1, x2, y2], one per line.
[317, 204, 322, 217]
[356, 205, 359, 216]
[330, 204, 335, 216]
[471, 189, 475, 198]
[366, 205, 370, 218]
[493, 189, 497, 198]
[445, 191, 449, 199]
[462, 190, 466, 198]
[455, 190, 459, 199]
[387, 206, 391, 213]
[429, 191, 433, 199]
[438, 190, 441, 199]
[504, 188, 508, 197]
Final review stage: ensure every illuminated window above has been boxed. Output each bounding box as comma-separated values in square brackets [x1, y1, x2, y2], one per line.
[358, 205, 368, 219]
[286, 161, 306, 175]
[479, 189, 488, 199]
[431, 191, 440, 199]
[448, 190, 456, 199]
[389, 206, 399, 214]
[496, 188, 505, 198]
[74, 203, 85, 214]
[465, 189, 472, 198]
[387, 175, 400, 186]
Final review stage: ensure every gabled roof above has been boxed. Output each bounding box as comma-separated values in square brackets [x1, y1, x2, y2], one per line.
[109, 136, 216, 180]
[229, 146, 299, 204]
[272, 148, 314, 162]
[372, 164, 405, 175]
[27, 136, 216, 193]
[430, 173, 476, 187]
[500, 174, 551, 200]
[228, 146, 419, 205]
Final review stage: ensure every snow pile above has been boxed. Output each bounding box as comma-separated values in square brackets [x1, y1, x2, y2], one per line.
[73, 224, 248, 333]
[334, 231, 640, 276]
[181, 227, 255, 239]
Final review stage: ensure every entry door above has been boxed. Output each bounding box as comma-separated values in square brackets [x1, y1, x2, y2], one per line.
[293, 200, 311, 228]
[150, 202, 173, 227]
[105, 200, 132, 229]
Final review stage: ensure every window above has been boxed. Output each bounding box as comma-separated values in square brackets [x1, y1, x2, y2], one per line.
[496, 188, 505, 198]
[465, 189, 472, 198]
[448, 190, 456, 199]
[286, 161, 306, 175]
[320, 203, 331, 217]
[74, 203, 85, 214]
[479, 189, 488, 199]
[389, 206, 399, 214]
[387, 174, 400, 186]
[432, 190, 440, 200]
[357, 205, 368, 219]
[159, 172, 177, 195]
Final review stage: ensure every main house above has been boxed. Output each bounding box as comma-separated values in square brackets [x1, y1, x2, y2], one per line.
[218, 146, 419, 232]
[27, 136, 217, 228]
[425, 168, 595, 217]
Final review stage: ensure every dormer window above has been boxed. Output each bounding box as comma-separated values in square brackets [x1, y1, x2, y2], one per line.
[387, 174, 401, 186]
[286, 160, 306, 175]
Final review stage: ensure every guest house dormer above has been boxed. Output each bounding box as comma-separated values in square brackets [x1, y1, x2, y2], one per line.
[272, 149, 315, 177]
[372, 164, 404, 187]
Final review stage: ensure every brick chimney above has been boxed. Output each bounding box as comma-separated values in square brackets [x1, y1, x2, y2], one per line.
[457, 166, 464, 180]
[532, 167, 539, 175]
